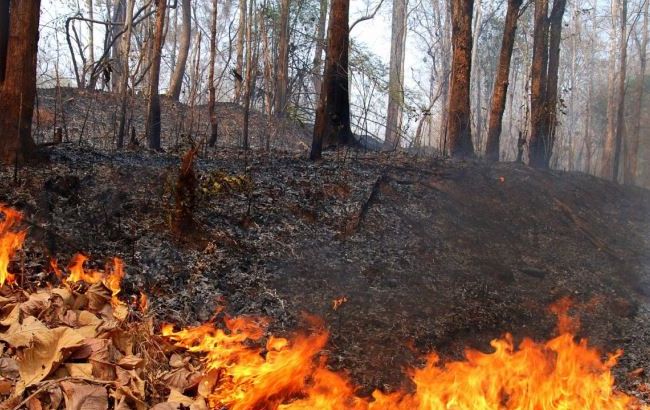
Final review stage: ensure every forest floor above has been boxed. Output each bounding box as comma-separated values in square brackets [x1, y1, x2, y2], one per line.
[2, 142, 650, 400]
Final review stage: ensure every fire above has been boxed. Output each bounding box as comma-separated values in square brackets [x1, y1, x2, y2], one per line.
[164, 304, 642, 410]
[0, 205, 26, 286]
[0, 205, 645, 409]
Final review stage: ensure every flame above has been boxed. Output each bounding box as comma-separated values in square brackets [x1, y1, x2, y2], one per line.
[0, 206, 644, 408]
[0, 205, 26, 287]
[164, 304, 643, 410]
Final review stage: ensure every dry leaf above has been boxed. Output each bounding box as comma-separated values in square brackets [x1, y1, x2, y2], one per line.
[88, 338, 118, 381]
[149, 404, 179, 410]
[17, 327, 85, 386]
[0, 316, 48, 348]
[19, 290, 51, 317]
[64, 363, 94, 378]
[86, 283, 111, 312]
[60, 381, 108, 410]
[117, 355, 143, 370]
[26, 397, 43, 410]
[161, 367, 201, 392]
[0, 379, 13, 395]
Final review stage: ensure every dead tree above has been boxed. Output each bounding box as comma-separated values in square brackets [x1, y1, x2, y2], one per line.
[168, 0, 191, 101]
[0, 0, 40, 164]
[146, 0, 167, 151]
[310, 0, 353, 160]
[446, 0, 475, 158]
[485, 0, 523, 162]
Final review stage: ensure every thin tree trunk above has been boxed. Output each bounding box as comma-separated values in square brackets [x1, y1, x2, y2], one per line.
[383, 0, 408, 150]
[485, 0, 522, 161]
[168, 0, 191, 101]
[242, 0, 259, 149]
[275, 0, 290, 117]
[624, 0, 646, 184]
[208, 0, 219, 147]
[87, 0, 95, 88]
[611, 0, 627, 182]
[234, 0, 247, 103]
[146, 0, 167, 151]
[310, 0, 353, 160]
[111, 0, 126, 91]
[312, 0, 328, 102]
[446, 0, 475, 158]
[116, 0, 134, 148]
[601, 0, 619, 177]
[0, 0, 40, 163]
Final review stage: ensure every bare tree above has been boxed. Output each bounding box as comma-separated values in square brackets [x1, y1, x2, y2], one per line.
[0, 0, 40, 163]
[116, 0, 135, 148]
[234, 0, 247, 103]
[383, 0, 408, 150]
[446, 0, 475, 158]
[611, 0, 628, 181]
[168, 0, 191, 101]
[310, 0, 354, 160]
[485, 0, 523, 161]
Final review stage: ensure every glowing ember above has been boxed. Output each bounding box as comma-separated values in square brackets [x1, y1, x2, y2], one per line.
[332, 296, 348, 311]
[0, 205, 26, 286]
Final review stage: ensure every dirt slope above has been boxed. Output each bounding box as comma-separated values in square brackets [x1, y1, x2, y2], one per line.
[1, 146, 649, 397]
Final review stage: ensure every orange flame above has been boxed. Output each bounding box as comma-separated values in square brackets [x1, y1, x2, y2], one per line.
[0, 205, 26, 287]
[164, 306, 643, 409]
[332, 296, 348, 311]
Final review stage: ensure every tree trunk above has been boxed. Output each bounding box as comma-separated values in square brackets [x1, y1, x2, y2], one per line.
[310, 0, 353, 160]
[625, 0, 647, 184]
[544, 0, 566, 160]
[208, 0, 219, 147]
[87, 0, 94, 88]
[528, 0, 550, 167]
[275, 0, 290, 117]
[115, 0, 134, 148]
[242, 0, 259, 149]
[601, 0, 619, 178]
[168, 0, 191, 101]
[146, 0, 167, 151]
[312, 0, 328, 103]
[611, 0, 627, 182]
[485, 0, 522, 162]
[446, 0, 474, 158]
[234, 0, 247, 103]
[0, 0, 40, 164]
[0, 0, 9, 83]
[383, 0, 408, 151]
[111, 0, 126, 91]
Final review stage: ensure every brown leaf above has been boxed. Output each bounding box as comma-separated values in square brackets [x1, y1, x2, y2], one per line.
[117, 355, 144, 370]
[26, 397, 43, 410]
[60, 381, 108, 410]
[0, 316, 47, 348]
[64, 363, 94, 378]
[19, 290, 51, 317]
[0, 379, 13, 395]
[17, 327, 85, 387]
[161, 367, 201, 392]
[86, 283, 111, 312]
[88, 338, 118, 381]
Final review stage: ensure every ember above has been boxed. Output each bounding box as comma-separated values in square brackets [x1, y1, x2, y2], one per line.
[0, 205, 646, 409]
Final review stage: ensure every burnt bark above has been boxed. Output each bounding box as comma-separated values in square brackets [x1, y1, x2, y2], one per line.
[446, 0, 475, 158]
[146, 0, 166, 150]
[0, 0, 8, 83]
[168, 0, 191, 101]
[545, 0, 567, 157]
[0, 0, 40, 164]
[310, 0, 354, 160]
[485, 0, 522, 162]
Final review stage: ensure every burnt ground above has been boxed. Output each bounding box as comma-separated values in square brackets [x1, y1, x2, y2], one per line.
[2, 145, 650, 400]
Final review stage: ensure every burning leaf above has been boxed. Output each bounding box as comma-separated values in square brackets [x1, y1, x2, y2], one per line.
[60, 381, 108, 410]
[0, 206, 26, 287]
[17, 327, 84, 386]
[332, 296, 348, 311]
